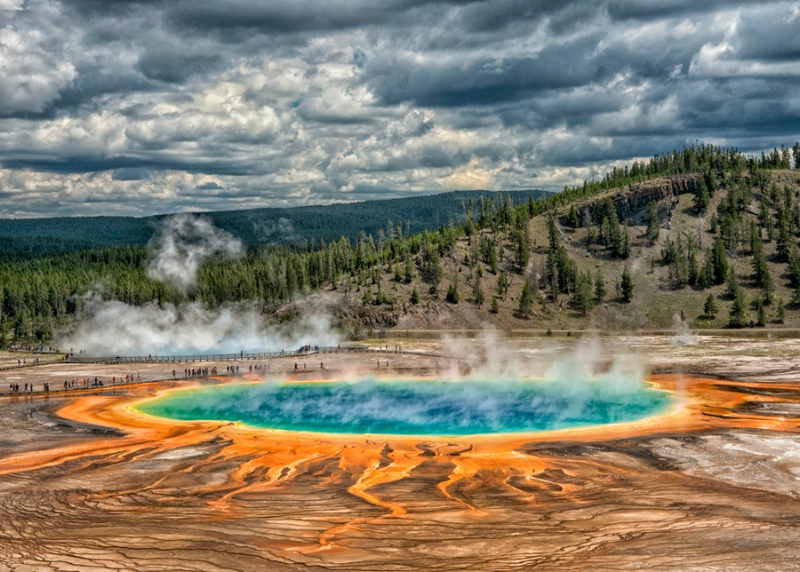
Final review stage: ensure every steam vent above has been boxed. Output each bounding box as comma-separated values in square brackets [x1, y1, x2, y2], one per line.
[3, 336, 800, 570]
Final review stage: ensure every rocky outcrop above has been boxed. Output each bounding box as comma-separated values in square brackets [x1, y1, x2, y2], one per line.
[574, 176, 695, 224]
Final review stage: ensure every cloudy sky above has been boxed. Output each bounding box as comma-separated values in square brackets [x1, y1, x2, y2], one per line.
[1, 0, 799, 217]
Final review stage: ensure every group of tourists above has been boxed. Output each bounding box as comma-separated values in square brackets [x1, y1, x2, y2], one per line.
[8, 344, 60, 353]
[7, 382, 54, 394]
[7, 383, 33, 393]
[112, 374, 140, 384]
[293, 361, 327, 371]
[64, 377, 103, 390]
[60, 374, 139, 391]
[182, 367, 214, 377]
[4, 374, 147, 395]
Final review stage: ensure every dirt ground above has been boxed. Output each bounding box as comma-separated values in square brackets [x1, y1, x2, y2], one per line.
[1, 335, 800, 571]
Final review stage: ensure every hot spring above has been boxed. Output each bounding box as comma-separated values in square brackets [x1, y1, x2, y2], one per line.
[136, 377, 673, 436]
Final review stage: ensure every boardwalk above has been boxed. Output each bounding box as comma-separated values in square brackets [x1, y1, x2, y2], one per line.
[0, 344, 454, 397]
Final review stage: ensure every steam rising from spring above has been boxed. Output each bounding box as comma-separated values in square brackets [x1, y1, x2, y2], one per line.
[60, 214, 340, 356]
[147, 214, 242, 293]
[139, 341, 670, 435]
[61, 297, 339, 356]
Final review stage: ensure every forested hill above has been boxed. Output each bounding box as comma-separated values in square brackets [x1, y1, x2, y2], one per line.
[0, 189, 552, 259]
[5, 142, 800, 345]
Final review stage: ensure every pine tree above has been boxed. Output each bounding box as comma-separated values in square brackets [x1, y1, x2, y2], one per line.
[610, 216, 624, 257]
[518, 280, 532, 317]
[601, 216, 611, 248]
[497, 272, 507, 295]
[594, 271, 606, 302]
[693, 176, 710, 213]
[573, 272, 594, 315]
[546, 251, 560, 299]
[547, 214, 559, 251]
[728, 290, 747, 328]
[776, 212, 792, 262]
[725, 268, 740, 299]
[777, 297, 785, 323]
[514, 228, 530, 271]
[472, 273, 484, 307]
[711, 238, 728, 284]
[758, 200, 770, 228]
[410, 287, 420, 304]
[421, 241, 442, 296]
[490, 297, 499, 314]
[688, 251, 699, 285]
[699, 253, 714, 289]
[488, 244, 498, 274]
[621, 267, 634, 302]
[619, 225, 631, 259]
[404, 256, 414, 282]
[703, 293, 717, 317]
[751, 229, 768, 286]
[789, 247, 800, 288]
[761, 266, 774, 305]
[756, 299, 766, 327]
[446, 282, 459, 304]
[568, 204, 580, 228]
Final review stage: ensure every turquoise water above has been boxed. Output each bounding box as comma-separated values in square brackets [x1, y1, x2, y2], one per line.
[136, 378, 672, 436]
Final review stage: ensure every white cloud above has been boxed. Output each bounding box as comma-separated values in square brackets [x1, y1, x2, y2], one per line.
[0, 16, 77, 114]
[0, 0, 24, 10]
[438, 157, 497, 190]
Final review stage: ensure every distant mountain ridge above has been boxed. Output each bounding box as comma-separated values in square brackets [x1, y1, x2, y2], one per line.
[0, 190, 553, 254]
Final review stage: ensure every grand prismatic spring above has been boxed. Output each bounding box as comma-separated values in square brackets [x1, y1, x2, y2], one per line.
[137, 378, 672, 435]
[2, 336, 800, 571]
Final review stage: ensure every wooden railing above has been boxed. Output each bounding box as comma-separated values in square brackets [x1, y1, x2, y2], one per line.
[65, 346, 349, 364]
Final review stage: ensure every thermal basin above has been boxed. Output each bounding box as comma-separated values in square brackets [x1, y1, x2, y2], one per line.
[136, 377, 672, 436]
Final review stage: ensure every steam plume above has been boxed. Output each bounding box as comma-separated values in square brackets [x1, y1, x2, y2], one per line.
[60, 214, 340, 356]
[60, 296, 340, 356]
[147, 214, 242, 293]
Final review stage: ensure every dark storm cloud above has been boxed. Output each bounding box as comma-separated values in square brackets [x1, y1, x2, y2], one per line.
[605, 0, 762, 21]
[734, 7, 800, 62]
[136, 49, 223, 84]
[159, 0, 469, 38]
[679, 78, 800, 134]
[452, 0, 560, 32]
[165, 0, 381, 34]
[365, 34, 609, 107]
[2, 155, 269, 177]
[1, 156, 164, 175]
[0, 0, 798, 216]
[52, 67, 160, 113]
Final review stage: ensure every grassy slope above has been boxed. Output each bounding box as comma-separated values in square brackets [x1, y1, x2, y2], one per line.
[344, 170, 800, 333]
